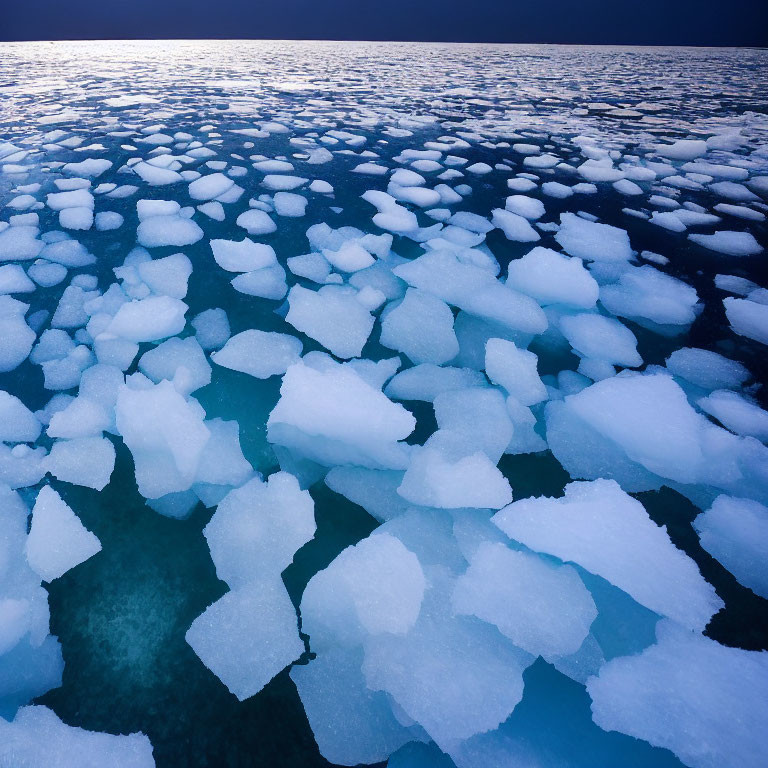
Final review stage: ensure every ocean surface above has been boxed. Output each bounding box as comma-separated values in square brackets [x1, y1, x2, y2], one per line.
[0, 41, 767, 768]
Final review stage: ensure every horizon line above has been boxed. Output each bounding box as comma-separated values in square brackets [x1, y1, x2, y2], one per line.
[2, 37, 767, 49]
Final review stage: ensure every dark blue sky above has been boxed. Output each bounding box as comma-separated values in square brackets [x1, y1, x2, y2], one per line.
[2, 0, 767, 46]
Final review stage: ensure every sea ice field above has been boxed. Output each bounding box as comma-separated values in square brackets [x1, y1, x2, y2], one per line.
[0, 39, 767, 767]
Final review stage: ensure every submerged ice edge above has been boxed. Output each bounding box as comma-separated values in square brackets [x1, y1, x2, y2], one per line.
[0, 39, 767, 768]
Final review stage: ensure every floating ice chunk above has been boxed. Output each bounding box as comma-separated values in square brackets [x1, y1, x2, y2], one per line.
[186, 579, 304, 701]
[136, 252, 192, 299]
[46, 188, 93, 211]
[25, 485, 101, 581]
[493, 479, 722, 630]
[197, 201, 225, 221]
[132, 162, 182, 186]
[194, 418, 253, 489]
[236, 208, 276, 235]
[0, 296, 35, 372]
[107, 296, 187, 342]
[325, 466, 410, 522]
[205, 472, 314, 587]
[309, 179, 333, 194]
[274, 191, 307, 217]
[453, 542, 596, 659]
[507, 247, 598, 309]
[504, 395, 547, 454]
[39, 239, 95, 267]
[261, 174, 308, 191]
[59, 207, 92, 231]
[47, 396, 111, 439]
[566, 373, 705, 483]
[380, 289, 458, 365]
[94, 211, 123, 231]
[362, 190, 419, 233]
[188, 172, 234, 201]
[492, 209, 540, 242]
[398, 444, 512, 509]
[508, 177, 538, 192]
[666, 347, 749, 390]
[394, 251, 547, 335]
[45, 437, 115, 491]
[62, 158, 112, 177]
[689, 230, 762, 256]
[353, 162, 389, 176]
[714, 203, 765, 221]
[139, 336, 211, 394]
[192, 308, 230, 350]
[0, 226, 43, 262]
[306, 147, 333, 164]
[291, 646, 417, 766]
[601, 265, 700, 326]
[362, 572, 529, 753]
[447, 212, 493, 234]
[505, 195, 545, 220]
[210, 238, 277, 272]
[555, 212, 632, 263]
[433, 387, 512, 463]
[93, 336, 138, 370]
[559, 313, 642, 367]
[655, 139, 707, 160]
[723, 297, 768, 345]
[301, 533, 425, 650]
[212, 330, 302, 378]
[485, 338, 546, 406]
[285, 285, 374, 359]
[0, 391, 41, 442]
[24, 262, 69, 298]
[231, 264, 288, 300]
[649, 211, 686, 232]
[587, 620, 768, 768]
[322, 240, 376, 273]
[268, 360, 414, 469]
[694, 495, 768, 598]
[709, 181, 758, 202]
[0, 705, 154, 767]
[385, 363, 486, 402]
[115, 380, 210, 498]
[136, 213, 202, 248]
[577, 158, 625, 182]
[613, 178, 643, 195]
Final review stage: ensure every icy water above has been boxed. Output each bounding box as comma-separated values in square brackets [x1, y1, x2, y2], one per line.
[0, 40, 767, 768]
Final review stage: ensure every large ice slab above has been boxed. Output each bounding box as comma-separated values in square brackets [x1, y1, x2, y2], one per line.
[493, 479, 722, 630]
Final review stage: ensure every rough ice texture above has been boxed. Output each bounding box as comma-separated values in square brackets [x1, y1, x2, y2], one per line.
[212, 330, 302, 379]
[115, 380, 210, 498]
[452, 541, 597, 659]
[268, 360, 415, 469]
[694, 495, 768, 598]
[666, 347, 749, 390]
[0, 705, 155, 767]
[559, 313, 642, 368]
[506, 247, 598, 308]
[286, 285, 374, 359]
[493, 479, 723, 630]
[724, 297, 768, 345]
[555, 212, 632, 263]
[301, 533, 425, 651]
[204, 472, 315, 588]
[362, 572, 530, 753]
[587, 621, 768, 768]
[380, 288, 459, 365]
[24, 485, 101, 581]
[485, 338, 546, 406]
[185, 579, 304, 701]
